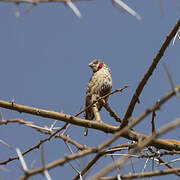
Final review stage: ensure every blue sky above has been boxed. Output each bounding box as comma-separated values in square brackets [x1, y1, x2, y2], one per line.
[0, 0, 180, 179]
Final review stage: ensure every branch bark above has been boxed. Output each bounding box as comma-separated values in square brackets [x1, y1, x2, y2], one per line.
[121, 18, 180, 127]
[0, 84, 180, 152]
[100, 167, 180, 179]
[0, 99, 118, 133]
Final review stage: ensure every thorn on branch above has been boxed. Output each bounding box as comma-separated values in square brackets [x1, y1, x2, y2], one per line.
[65, 0, 82, 19]
[172, 28, 180, 46]
[151, 110, 156, 133]
[112, 0, 142, 20]
[35, 109, 40, 115]
[14, 3, 22, 21]
[16, 148, 29, 172]
[163, 63, 180, 98]
[25, 3, 37, 14]
[10, 98, 15, 107]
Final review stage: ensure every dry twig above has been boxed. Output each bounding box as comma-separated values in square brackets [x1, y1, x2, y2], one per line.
[99, 167, 180, 180]
[122, 19, 180, 128]
[0, 121, 87, 165]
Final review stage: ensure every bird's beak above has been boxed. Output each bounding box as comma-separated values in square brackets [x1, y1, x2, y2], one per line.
[88, 62, 94, 67]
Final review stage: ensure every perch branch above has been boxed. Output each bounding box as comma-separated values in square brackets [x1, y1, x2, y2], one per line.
[18, 110, 180, 180]
[0, 99, 119, 133]
[75, 86, 128, 118]
[0, 84, 179, 156]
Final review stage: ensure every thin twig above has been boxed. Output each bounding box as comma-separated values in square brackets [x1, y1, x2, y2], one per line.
[75, 86, 128, 118]
[73, 143, 136, 180]
[101, 100, 121, 122]
[148, 147, 180, 177]
[163, 63, 180, 98]
[64, 137, 81, 167]
[142, 158, 149, 173]
[0, 123, 68, 165]
[18, 147, 97, 180]
[151, 110, 156, 133]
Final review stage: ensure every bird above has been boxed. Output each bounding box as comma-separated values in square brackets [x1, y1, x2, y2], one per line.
[84, 59, 112, 136]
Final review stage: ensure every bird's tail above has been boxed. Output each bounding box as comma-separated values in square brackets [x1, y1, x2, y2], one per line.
[84, 127, 88, 136]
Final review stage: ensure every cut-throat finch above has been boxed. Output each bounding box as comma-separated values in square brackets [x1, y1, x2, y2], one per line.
[84, 59, 112, 136]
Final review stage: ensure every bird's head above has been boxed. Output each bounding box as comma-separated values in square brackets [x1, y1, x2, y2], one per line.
[88, 59, 104, 73]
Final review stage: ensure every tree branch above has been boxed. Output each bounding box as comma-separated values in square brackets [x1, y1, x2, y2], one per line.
[91, 116, 180, 179]
[0, 99, 118, 133]
[121, 18, 180, 127]
[0, 120, 89, 165]
[73, 143, 136, 180]
[100, 167, 180, 180]
[0, 84, 180, 156]
[18, 147, 97, 180]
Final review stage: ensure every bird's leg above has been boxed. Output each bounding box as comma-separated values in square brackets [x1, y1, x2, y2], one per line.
[91, 95, 102, 123]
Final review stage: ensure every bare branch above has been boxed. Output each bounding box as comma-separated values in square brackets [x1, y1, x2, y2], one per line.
[0, 84, 180, 161]
[12, 83, 180, 179]
[122, 19, 180, 128]
[151, 110, 156, 133]
[163, 63, 180, 98]
[91, 116, 180, 179]
[18, 147, 97, 180]
[73, 143, 136, 180]
[101, 100, 121, 123]
[100, 167, 180, 180]
[0, 99, 119, 133]
[0, 122, 87, 165]
[75, 86, 128, 118]
[148, 147, 180, 177]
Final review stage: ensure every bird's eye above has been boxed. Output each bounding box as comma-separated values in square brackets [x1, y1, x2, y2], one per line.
[93, 60, 98, 64]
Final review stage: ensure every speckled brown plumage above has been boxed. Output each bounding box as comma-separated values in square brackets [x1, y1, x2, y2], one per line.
[84, 59, 112, 136]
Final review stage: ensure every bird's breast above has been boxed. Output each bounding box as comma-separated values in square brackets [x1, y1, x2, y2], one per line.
[86, 69, 112, 97]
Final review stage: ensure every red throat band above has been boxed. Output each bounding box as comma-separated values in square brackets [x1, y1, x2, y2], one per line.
[98, 62, 103, 70]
